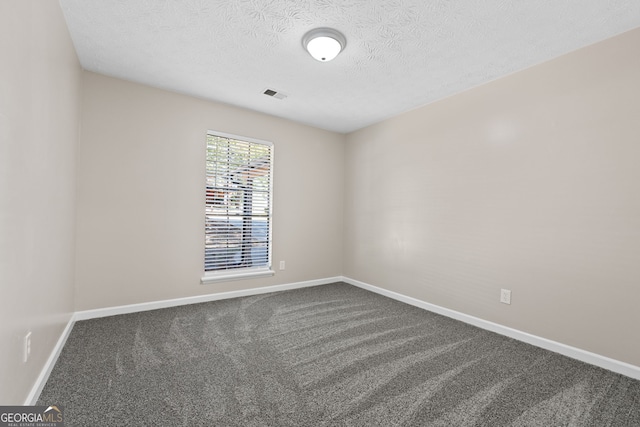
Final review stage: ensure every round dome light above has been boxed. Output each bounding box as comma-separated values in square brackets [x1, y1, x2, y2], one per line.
[302, 28, 346, 62]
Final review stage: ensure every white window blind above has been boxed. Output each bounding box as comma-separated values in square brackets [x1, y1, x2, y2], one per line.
[204, 132, 273, 278]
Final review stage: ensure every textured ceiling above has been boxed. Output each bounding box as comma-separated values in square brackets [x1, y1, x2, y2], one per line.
[59, 0, 640, 133]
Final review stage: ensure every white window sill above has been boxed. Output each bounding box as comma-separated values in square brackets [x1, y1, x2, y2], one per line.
[200, 268, 274, 284]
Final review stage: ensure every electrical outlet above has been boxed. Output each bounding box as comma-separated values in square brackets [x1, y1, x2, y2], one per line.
[279, 261, 285, 270]
[24, 332, 32, 363]
[500, 289, 512, 305]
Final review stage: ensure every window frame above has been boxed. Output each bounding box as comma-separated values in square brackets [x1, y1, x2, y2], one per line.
[201, 130, 274, 284]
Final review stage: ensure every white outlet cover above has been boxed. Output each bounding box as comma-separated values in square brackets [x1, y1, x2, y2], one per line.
[24, 332, 32, 363]
[500, 289, 512, 305]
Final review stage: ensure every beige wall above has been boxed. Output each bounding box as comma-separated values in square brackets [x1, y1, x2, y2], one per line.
[75, 72, 344, 310]
[344, 28, 640, 366]
[0, 1, 81, 404]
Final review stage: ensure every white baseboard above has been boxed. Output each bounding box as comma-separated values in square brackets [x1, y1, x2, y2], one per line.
[342, 276, 640, 381]
[25, 314, 76, 405]
[74, 276, 343, 321]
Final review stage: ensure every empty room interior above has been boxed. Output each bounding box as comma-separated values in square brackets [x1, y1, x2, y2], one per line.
[2, 0, 640, 425]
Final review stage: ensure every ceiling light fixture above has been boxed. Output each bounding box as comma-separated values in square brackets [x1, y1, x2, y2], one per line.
[302, 28, 346, 62]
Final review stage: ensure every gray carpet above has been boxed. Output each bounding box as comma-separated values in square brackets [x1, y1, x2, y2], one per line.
[38, 282, 640, 426]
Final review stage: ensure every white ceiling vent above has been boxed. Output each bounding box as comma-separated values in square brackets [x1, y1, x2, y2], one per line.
[263, 89, 287, 100]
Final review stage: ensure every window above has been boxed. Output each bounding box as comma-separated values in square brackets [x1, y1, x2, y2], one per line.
[201, 132, 274, 283]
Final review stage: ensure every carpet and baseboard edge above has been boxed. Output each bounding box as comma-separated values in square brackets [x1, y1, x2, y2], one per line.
[342, 276, 640, 381]
[26, 275, 640, 404]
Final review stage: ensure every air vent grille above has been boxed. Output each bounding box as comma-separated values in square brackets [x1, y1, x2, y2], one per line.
[263, 88, 287, 100]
